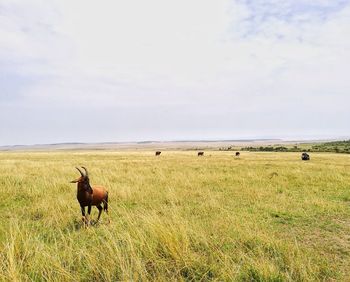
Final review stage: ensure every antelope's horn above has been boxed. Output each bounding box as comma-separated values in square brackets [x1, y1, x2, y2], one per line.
[81, 166, 89, 177]
[75, 167, 84, 177]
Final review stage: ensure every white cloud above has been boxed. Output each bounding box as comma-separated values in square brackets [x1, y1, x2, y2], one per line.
[0, 0, 349, 144]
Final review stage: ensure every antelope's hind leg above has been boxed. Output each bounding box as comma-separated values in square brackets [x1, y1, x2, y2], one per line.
[103, 196, 110, 224]
[96, 204, 103, 222]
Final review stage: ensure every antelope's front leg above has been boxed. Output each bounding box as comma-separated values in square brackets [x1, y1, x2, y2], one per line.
[81, 205, 87, 226]
[86, 205, 92, 225]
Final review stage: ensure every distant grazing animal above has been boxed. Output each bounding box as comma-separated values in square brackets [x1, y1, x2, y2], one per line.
[155, 151, 161, 156]
[70, 167, 109, 225]
[198, 152, 204, 156]
[235, 152, 240, 157]
[301, 152, 310, 161]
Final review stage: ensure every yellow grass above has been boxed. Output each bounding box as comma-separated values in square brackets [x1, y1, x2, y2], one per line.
[0, 151, 349, 281]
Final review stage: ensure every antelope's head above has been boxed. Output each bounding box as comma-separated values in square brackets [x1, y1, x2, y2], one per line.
[70, 167, 92, 192]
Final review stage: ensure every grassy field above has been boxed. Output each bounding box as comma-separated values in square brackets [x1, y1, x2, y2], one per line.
[0, 151, 349, 281]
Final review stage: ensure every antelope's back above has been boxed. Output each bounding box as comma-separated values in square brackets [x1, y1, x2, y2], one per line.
[92, 186, 108, 204]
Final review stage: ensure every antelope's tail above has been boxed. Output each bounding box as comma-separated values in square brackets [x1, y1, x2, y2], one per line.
[103, 192, 108, 212]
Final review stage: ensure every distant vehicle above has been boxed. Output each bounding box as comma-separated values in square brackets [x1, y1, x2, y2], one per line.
[301, 152, 310, 161]
[155, 151, 161, 156]
[198, 152, 204, 156]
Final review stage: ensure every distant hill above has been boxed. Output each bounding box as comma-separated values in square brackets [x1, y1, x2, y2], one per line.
[1, 139, 347, 152]
[0, 139, 282, 151]
[241, 140, 350, 154]
[311, 140, 350, 153]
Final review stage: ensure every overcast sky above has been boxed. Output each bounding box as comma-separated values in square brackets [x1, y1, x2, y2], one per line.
[1, 0, 349, 145]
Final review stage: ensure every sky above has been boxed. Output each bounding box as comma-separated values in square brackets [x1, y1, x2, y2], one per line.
[0, 0, 349, 145]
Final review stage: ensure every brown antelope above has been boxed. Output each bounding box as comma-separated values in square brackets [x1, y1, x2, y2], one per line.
[155, 151, 161, 156]
[70, 167, 109, 225]
[198, 151, 204, 156]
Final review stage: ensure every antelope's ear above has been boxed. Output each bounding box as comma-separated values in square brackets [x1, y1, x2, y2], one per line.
[70, 177, 80, 183]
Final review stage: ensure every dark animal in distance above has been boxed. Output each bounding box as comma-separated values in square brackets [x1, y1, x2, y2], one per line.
[155, 151, 161, 156]
[301, 152, 310, 161]
[70, 167, 109, 225]
[198, 152, 204, 156]
[235, 152, 240, 157]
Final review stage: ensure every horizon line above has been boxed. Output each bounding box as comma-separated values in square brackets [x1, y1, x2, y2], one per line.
[1, 136, 350, 148]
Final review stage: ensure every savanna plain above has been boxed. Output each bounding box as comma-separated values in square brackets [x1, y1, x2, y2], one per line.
[0, 151, 349, 281]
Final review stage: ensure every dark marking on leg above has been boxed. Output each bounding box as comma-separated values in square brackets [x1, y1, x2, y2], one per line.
[81, 206, 86, 217]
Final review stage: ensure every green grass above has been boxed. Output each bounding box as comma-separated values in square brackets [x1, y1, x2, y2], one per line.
[0, 151, 349, 281]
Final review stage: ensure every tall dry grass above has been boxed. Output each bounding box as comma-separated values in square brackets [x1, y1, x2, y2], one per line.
[0, 151, 349, 281]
